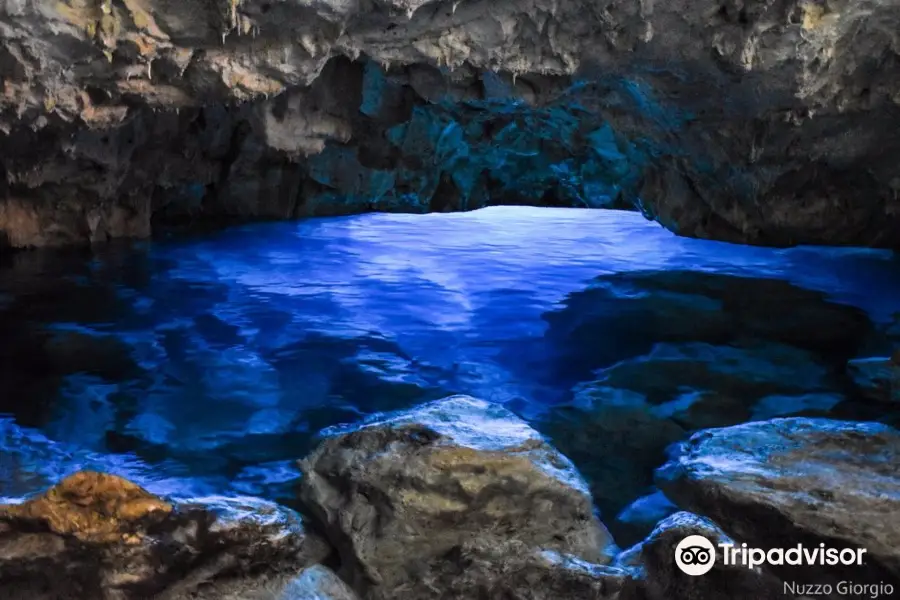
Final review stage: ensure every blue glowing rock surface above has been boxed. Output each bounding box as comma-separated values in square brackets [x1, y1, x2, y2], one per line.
[277, 565, 360, 600]
[657, 418, 900, 587]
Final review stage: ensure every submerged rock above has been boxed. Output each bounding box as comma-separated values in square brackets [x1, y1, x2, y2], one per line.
[656, 418, 900, 588]
[299, 395, 616, 599]
[595, 341, 833, 404]
[848, 355, 900, 404]
[613, 490, 678, 548]
[539, 385, 686, 541]
[0, 471, 331, 600]
[617, 512, 785, 599]
[543, 270, 878, 376]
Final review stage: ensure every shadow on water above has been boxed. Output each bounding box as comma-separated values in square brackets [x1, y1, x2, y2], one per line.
[1, 207, 899, 539]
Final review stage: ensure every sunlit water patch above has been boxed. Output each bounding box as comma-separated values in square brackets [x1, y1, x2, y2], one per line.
[1, 207, 898, 529]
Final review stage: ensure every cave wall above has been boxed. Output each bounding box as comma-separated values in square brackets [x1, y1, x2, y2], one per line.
[1, 0, 899, 248]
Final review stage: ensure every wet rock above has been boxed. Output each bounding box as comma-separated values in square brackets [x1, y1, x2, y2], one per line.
[595, 342, 833, 403]
[378, 539, 635, 600]
[848, 355, 900, 403]
[0, 471, 331, 600]
[613, 490, 678, 548]
[2, 0, 900, 249]
[299, 395, 615, 599]
[188, 565, 360, 600]
[543, 271, 878, 376]
[749, 392, 843, 421]
[275, 565, 360, 600]
[618, 512, 785, 599]
[656, 418, 900, 588]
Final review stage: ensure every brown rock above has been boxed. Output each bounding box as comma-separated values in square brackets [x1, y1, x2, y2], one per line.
[0, 471, 172, 543]
[0, 472, 332, 600]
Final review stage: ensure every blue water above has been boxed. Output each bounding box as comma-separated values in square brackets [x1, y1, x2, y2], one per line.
[1, 207, 898, 512]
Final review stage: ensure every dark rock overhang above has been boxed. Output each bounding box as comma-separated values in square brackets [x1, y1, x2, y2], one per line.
[0, 0, 898, 248]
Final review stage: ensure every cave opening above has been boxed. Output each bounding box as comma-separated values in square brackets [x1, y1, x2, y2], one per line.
[1, 1, 900, 598]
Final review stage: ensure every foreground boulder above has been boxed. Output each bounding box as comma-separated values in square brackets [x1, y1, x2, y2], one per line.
[0, 471, 331, 600]
[616, 512, 785, 600]
[300, 395, 619, 599]
[373, 538, 634, 600]
[657, 418, 900, 588]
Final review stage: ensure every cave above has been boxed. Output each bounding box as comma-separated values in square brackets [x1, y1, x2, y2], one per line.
[1, 1, 900, 599]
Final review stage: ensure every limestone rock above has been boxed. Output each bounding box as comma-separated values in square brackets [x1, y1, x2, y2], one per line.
[1, 0, 900, 248]
[656, 418, 900, 588]
[299, 395, 615, 599]
[379, 539, 635, 600]
[617, 512, 785, 600]
[0, 472, 332, 600]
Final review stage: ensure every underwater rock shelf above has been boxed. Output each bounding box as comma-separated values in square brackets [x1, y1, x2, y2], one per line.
[2, 395, 898, 599]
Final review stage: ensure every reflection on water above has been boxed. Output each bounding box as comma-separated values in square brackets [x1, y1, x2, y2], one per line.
[1, 207, 898, 517]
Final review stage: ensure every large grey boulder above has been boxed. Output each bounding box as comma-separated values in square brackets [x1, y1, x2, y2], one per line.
[299, 395, 618, 599]
[656, 418, 900, 589]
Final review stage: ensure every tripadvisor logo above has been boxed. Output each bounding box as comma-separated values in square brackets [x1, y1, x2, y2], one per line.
[674, 535, 869, 576]
[675, 535, 717, 576]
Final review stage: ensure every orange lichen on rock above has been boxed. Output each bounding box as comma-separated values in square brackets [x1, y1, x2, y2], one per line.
[0, 471, 172, 543]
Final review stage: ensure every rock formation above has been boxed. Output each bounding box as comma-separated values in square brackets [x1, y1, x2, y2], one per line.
[1, 0, 899, 248]
[615, 511, 785, 600]
[5, 397, 900, 598]
[657, 417, 900, 588]
[0, 471, 331, 599]
[299, 395, 620, 599]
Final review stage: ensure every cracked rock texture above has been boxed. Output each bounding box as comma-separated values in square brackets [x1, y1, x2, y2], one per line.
[299, 395, 617, 599]
[615, 511, 786, 600]
[656, 418, 900, 589]
[1, 0, 900, 248]
[0, 471, 332, 600]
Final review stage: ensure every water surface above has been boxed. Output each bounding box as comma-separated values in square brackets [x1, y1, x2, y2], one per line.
[1, 207, 898, 514]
